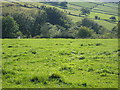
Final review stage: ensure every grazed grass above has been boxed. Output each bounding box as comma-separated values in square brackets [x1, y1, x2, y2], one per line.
[89, 12, 118, 21]
[94, 20, 117, 30]
[69, 2, 97, 8]
[92, 5, 118, 16]
[2, 39, 118, 88]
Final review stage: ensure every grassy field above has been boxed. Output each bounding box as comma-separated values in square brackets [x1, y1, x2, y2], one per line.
[92, 5, 118, 16]
[69, 2, 97, 8]
[89, 12, 118, 21]
[2, 39, 118, 88]
[94, 20, 117, 30]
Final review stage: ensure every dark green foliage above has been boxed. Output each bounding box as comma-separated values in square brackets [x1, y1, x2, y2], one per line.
[95, 16, 100, 20]
[110, 16, 116, 20]
[2, 16, 20, 38]
[44, 7, 72, 29]
[81, 8, 90, 15]
[81, 18, 106, 34]
[2, 6, 72, 38]
[77, 26, 94, 38]
[33, 10, 47, 36]
[40, 22, 60, 38]
[1, 2, 117, 39]
[45, 2, 68, 9]
[95, 16, 98, 19]
[60, 2, 68, 9]
[12, 13, 34, 38]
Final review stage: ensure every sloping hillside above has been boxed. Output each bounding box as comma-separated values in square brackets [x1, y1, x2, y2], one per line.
[1, 1, 118, 38]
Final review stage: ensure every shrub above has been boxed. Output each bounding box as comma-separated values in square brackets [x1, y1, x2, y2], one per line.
[77, 26, 94, 38]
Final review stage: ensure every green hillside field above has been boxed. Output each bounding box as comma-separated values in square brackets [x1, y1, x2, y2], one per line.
[2, 39, 118, 88]
[67, 2, 118, 30]
[1, 1, 119, 88]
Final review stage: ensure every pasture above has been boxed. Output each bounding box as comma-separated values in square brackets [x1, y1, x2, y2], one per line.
[2, 39, 118, 88]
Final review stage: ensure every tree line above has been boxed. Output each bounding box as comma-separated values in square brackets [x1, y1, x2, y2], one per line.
[2, 6, 118, 39]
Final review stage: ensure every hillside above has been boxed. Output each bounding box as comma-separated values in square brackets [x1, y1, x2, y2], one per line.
[1, 1, 118, 27]
[1, 1, 119, 38]
[1, 1, 119, 88]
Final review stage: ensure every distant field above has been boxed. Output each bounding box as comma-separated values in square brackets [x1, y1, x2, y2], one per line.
[66, 2, 118, 31]
[2, 39, 118, 88]
[92, 5, 118, 16]
[89, 12, 118, 20]
[67, 15, 82, 22]
[103, 3, 118, 8]
[69, 2, 97, 8]
[94, 20, 117, 30]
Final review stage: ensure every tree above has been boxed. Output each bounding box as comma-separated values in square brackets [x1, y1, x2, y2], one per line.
[44, 7, 72, 29]
[60, 2, 68, 9]
[98, 17, 100, 20]
[81, 18, 105, 34]
[2, 16, 19, 38]
[40, 23, 60, 38]
[49, 25, 60, 38]
[81, 8, 90, 15]
[12, 13, 35, 38]
[33, 10, 47, 36]
[77, 26, 94, 38]
[68, 26, 79, 38]
[95, 16, 98, 19]
[110, 16, 116, 20]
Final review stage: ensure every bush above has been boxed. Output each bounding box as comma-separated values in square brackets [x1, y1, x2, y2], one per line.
[110, 16, 116, 20]
[81, 18, 106, 34]
[77, 26, 94, 38]
[2, 16, 19, 38]
[81, 8, 90, 15]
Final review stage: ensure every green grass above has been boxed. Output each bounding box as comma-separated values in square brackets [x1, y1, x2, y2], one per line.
[89, 12, 118, 21]
[67, 15, 82, 22]
[2, 39, 118, 88]
[69, 2, 97, 8]
[103, 3, 118, 8]
[92, 5, 118, 16]
[66, 9, 80, 15]
[94, 20, 117, 30]
[67, 4, 82, 11]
